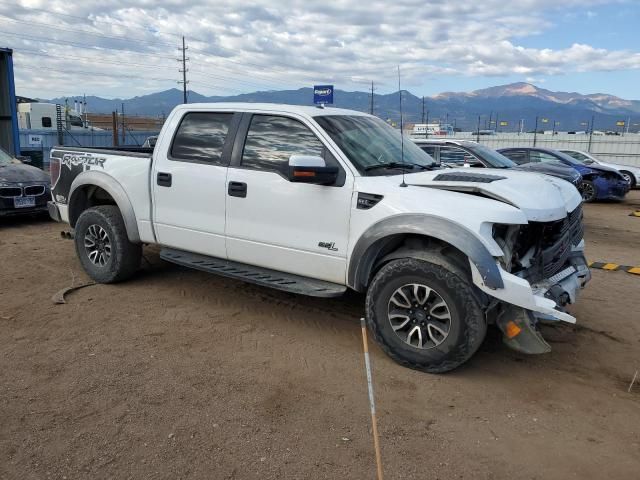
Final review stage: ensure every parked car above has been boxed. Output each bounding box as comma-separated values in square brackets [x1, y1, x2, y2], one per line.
[413, 139, 582, 189]
[559, 149, 640, 188]
[0, 146, 50, 216]
[47, 103, 590, 373]
[142, 136, 158, 149]
[498, 147, 629, 202]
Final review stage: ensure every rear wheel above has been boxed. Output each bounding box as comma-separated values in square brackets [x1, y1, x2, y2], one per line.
[74, 205, 141, 283]
[365, 258, 487, 373]
[581, 180, 597, 202]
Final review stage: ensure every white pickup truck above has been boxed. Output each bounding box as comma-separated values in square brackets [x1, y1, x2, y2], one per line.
[48, 103, 590, 373]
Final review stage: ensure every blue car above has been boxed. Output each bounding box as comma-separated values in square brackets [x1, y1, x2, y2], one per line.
[498, 147, 629, 202]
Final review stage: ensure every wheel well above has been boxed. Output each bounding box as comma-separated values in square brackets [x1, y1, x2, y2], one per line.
[69, 185, 118, 227]
[355, 234, 471, 291]
[619, 170, 636, 186]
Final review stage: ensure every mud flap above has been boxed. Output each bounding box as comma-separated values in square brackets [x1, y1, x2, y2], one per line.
[496, 306, 551, 354]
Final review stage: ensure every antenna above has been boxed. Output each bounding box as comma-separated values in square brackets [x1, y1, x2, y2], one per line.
[398, 66, 407, 187]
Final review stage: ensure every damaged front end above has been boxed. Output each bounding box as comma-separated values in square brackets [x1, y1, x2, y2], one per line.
[475, 204, 591, 354]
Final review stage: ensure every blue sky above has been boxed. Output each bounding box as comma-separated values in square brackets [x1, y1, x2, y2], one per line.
[1, 0, 639, 100]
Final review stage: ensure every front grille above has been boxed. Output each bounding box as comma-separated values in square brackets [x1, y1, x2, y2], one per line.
[506, 205, 584, 283]
[0, 187, 22, 198]
[24, 185, 46, 196]
[538, 205, 584, 278]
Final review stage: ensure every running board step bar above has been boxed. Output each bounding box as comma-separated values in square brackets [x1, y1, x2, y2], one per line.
[160, 248, 347, 298]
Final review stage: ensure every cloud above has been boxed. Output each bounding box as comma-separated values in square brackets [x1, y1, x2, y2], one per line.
[0, 0, 636, 98]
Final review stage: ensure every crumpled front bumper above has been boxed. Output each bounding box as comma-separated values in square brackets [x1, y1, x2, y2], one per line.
[470, 244, 591, 324]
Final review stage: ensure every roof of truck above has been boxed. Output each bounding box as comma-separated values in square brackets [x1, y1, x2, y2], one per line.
[173, 102, 370, 118]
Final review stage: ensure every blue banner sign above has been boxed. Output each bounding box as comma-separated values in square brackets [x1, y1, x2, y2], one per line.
[313, 85, 334, 105]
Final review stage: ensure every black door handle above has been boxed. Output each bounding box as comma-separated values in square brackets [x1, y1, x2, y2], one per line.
[157, 172, 172, 187]
[228, 181, 247, 198]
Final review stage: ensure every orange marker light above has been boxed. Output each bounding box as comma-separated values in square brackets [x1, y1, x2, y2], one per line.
[294, 171, 315, 177]
[505, 321, 522, 339]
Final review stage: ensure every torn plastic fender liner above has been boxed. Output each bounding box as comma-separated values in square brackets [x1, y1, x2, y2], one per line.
[469, 261, 577, 324]
[496, 306, 551, 354]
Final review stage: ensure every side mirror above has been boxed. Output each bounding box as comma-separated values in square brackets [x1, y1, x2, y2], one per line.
[288, 155, 338, 185]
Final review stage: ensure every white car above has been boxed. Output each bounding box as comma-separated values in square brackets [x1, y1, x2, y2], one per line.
[47, 103, 590, 373]
[560, 149, 640, 188]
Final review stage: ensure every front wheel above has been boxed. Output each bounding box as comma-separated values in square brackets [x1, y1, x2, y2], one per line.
[581, 180, 597, 203]
[365, 258, 487, 373]
[74, 205, 141, 283]
[620, 171, 636, 188]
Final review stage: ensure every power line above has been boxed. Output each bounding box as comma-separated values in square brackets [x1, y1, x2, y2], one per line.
[0, 13, 177, 48]
[0, 2, 183, 38]
[0, 30, 176, 60]
[13, 47, 176, 71]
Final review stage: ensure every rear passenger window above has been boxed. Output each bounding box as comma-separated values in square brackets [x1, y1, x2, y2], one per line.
[503, 150, 528, 164]
[439, 146, 466, 165]
[242, 115, 325, 175]
[419, 145, 437, 157]
[170, 112, 233, 164]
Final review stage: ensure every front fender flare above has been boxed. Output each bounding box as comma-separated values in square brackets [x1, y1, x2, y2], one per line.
[68, 171, 141, 243]
[348, 214, 503, 291]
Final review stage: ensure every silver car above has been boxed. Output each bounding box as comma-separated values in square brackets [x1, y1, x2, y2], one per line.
[561, 149, 640, 188]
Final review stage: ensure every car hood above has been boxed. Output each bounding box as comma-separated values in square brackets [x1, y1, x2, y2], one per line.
[583, 163, 620, 175]
[0, 163, 49, 184]
[513, 161, 580, 181]
[403, 168, 582, 222]
[597, 161, 640, 173]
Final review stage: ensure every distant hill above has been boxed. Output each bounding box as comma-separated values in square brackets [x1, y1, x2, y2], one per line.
[43, 83, 640, 132]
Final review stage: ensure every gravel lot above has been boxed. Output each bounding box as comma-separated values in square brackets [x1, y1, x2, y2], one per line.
[1, 191, 639, 480]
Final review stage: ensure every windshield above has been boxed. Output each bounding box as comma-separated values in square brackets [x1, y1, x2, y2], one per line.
[314, 115, 436, 175]
[465, 143, 516, 168]
[0, 147, 20, 166]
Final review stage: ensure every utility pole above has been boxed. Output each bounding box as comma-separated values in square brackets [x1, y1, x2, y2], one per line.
[421, 96, 425, 124]
[121, 103, 126, 144]
[178, 36, 189, 104]
[476, 115, 481, 143]
[112, 111, 118, 147]
[370, 81, 374, 115]
[533, 116, 539, 147]
[425, 110, 429, 138]
[588, 115, 595, 153]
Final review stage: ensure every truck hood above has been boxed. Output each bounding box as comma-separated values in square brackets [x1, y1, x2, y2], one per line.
[0, 163, 49, 184]
[404, 168, 581, 222]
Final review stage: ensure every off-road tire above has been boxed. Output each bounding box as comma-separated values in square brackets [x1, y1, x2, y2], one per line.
[581, 180, 597, 203]
[74, 205, 141, 283]
[365, 258, 486, 373]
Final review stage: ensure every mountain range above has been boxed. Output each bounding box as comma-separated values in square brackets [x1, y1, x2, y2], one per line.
[43, 82, 640, 132]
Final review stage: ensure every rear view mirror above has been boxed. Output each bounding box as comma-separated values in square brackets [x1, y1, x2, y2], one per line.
[288, 155, 338, 185]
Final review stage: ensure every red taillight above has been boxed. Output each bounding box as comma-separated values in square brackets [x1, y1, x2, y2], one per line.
[50, 157, 61, 189]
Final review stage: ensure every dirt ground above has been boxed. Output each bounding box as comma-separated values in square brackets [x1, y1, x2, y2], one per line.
[1, 192, 639, 480]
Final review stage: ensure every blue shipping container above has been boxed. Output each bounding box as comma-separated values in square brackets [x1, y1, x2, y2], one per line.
[0, 47, 20, 156]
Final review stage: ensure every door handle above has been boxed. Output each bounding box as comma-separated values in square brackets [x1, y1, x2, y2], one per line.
[157, 172, 172, 187]
[228, 181, 247, 198]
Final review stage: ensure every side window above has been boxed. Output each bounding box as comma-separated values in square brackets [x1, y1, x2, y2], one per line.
[170, 112, 233, 165]
[503, 150, 528, 164]
[439, 146, 466, 165]
[41, 117, 52, 128]
[242, 115, 326, 175]
[530, 151, 559, 163]
[419, 145, 437, 157]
